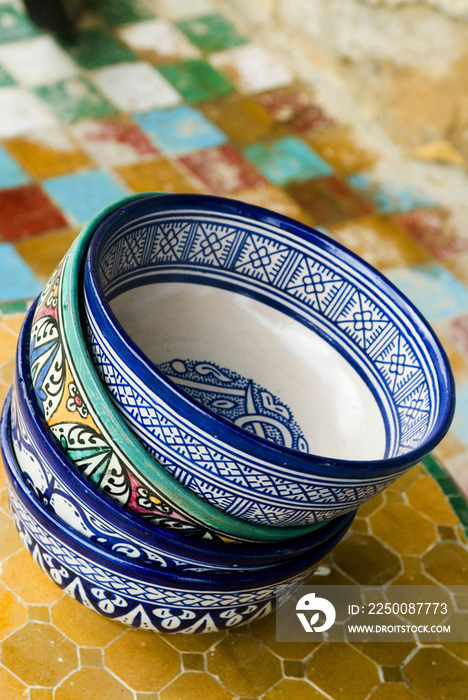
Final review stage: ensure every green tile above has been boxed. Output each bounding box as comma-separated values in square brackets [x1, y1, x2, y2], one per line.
[35, 77, 116, 123]
[0, 5, 39, 44]
[177, 13, 247, 53]
[0, 299, 28, 315]
[438, 476, 460, 497]
[0, 64, 15, 86]
[59, 29, 136, 69]
[158, 59, 233, 103]
[422, 454, 446, 480]
[89, 0, 153, 26]
[449, 496, 468, 527]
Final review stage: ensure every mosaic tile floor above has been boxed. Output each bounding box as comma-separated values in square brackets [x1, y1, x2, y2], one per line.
[1, 0, 468, 697]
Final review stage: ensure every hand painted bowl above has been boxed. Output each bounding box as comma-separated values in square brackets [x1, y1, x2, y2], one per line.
[1, 393, 354, 633]
[14, 305, 353, 573]
[28, 193, 325, 543]
[83, 193, 455, 526]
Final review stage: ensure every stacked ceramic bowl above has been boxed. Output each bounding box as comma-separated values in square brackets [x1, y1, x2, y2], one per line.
[1, 193, 455, 634]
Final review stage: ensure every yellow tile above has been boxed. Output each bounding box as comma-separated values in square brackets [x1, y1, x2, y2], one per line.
[263, 678, 328, 700]
[0, 456, 6, 488]
[201, 94, 276, 147]
[182, 652, 205, 671]
[0, 582, 27, 640]
[330, 215, 428, 271]
[351, 642, 416, 666]
[407, 476, 459, 525]
[30, 690, 54, 700]
[392, 571, 436, 585]
[404, 647, 468, 699]
[0, 666, 28, 700]
[80, 647, 103, 667]
[305, 126, 376, 175]
[165, 630, 225, 653]
[368, 684, 424, 700]
[445, 252, 468, 288]
[51, 595, 124, 647]
[15, 229, 80, 285]
[160, 672, 235, 700]
[0, 384, 10, 414]
[400, 556, 422, 573]
[333, 533, 402, 585]
[370, 504, 437, 555]
[0, 358, 15, 387]
[250, 609, 321, 660]
[433, 431, 468, 462]
[207, 635, 282, 697]
[4, 133, 90, 179]
[357, 493, 384, 518]
[105, 629, 180, 692]
[28, 605, 50, 622]
[385, 464, 425, 494]
[1, 622, 78, 686]
[232, 184, 315, 226]
[350, 517, 369, 534]
[55, 668, 133, 700]
[1, 550, 63, 604]
[0, 313, 26, 336]
[116, 158, 203, 194]
[423, 542, 468, 585]
[442, 642, 468, 663]
[0, 487, 10, 514]
[306, 643, 380, 700]
[0, 326, 17, 365]
[0, 511, 23, 561]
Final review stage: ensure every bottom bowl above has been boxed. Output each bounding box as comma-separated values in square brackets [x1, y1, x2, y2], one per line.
[1, 395, 354, 633]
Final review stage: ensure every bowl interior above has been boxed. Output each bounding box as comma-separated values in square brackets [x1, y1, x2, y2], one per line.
[88, 194, 454, 466]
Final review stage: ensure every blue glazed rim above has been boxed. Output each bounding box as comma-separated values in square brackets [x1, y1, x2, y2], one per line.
[19, 302, 351, 561]
[1, 390, 355, 589]
[86, 192, 456, 480]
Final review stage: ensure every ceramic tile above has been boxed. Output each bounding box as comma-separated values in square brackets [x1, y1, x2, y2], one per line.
[305, 126, 376, 175]
[0, 36, 78, 87]
[423, 541, 468, 585]
[89, 0, 153, 26]
[118, 18, 200, 63]
[70, 116, 158, 166]
[0, 666, 28, 700]
[3, 125, 90, 179]
[407, 476, 459, 525]
[286, 176, 373, 227]
[116, 157, 203, 193]
[258, 87, 334, 132]
[164, 631, 225, 653]
[231, 183, 315, 226]
[133, 104, 227, 154]
[14, 228, 80, 284]
[244, 136, 332, 186]
[0, 583, 27, 640]
[207, 636, 282, 697]
[306, 644, 380, 700]
[176, 13, 247, 53]
[0, 63, 14, 85]
[54, 668, 133, 700]
[333, 533, 402, 585]
[0, 87, 56, 138]
[368, 685, 422, 700]
[51, 596, 124, 647]
[0, 549, 63, 603]
[348, 173, 436, 214]
[59, 30, 136, 70]
[392, 208, 468, 260]
[1, 623, 78, 686]
[160, 672, 235, 700]
[282, 660, 305, 678]
[179, 144, 266, 194]
[79, 648, 103, 667]
[264, 680, 327, 700]
[158, 59, 233, 103]
[201, 93, 275, 147]
[351, 642, 415, 667]
[91, 62, 183, 112]
[403, 647, 468, 700]
[105, 631, 180, 691]
[330, 215, 428, 271]
[0, 323, 17, 364]
[182, 652, 205, 671]
[43, 170, 128, 225]
[30, 689, 54, 700]
[210, 44, 293, 95]
[28, 605, 51, 622]
[370, 504, 437, 555]
[0, 183, 68, 241]
[385, 263, 468, 323]
[0, 142, 29, 189]
[154, 0, 216, 21]
[0, 5, 39, 44]
[35, 77, 116, 123]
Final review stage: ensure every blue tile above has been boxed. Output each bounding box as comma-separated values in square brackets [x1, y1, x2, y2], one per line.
[0, 243, 41, 300]
[348, 174, 436, 214]
[0, 144, 29, 189]
[133, 105, 226, 156]
[243, 136, 333, 186]
[386, 263, 468, 323]
[43, 170, 128, 225]
[449, 381, 468, 447]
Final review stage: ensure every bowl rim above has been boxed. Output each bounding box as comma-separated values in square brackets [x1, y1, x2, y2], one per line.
[55, 192, 330, 540]
[1, 390, 355, 589]
[16, 303, 353, 565]
[86, 192, 456, 479]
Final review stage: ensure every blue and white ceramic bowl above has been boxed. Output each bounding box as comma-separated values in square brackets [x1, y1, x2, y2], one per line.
[2, 393, 354, 633]
[13, 305, 352, 573]
[83, 193, 455, 526]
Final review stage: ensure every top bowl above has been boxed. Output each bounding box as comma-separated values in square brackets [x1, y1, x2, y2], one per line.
[83, 193, 455, 527]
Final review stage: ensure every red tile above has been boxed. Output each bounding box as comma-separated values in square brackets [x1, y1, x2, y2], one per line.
[178, 144, 266, 195]
[258, 87, 334, 133]
[445, 314, 468, 356]
[392, 208, 468, 260]
[72, 116, 159, 166]
[286, 176, 373, 227]
[0, 184, 68, 241]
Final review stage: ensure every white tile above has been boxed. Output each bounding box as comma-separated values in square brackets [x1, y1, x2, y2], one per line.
[210, 43, 293, 95]
[0, 87, 57, 138]
[90, 62, 182, 112]
[118, 18, 200, 59]
[144, 0, 216, 20]
[0, 35, 78, 86]
[70, 119, 156, 166]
